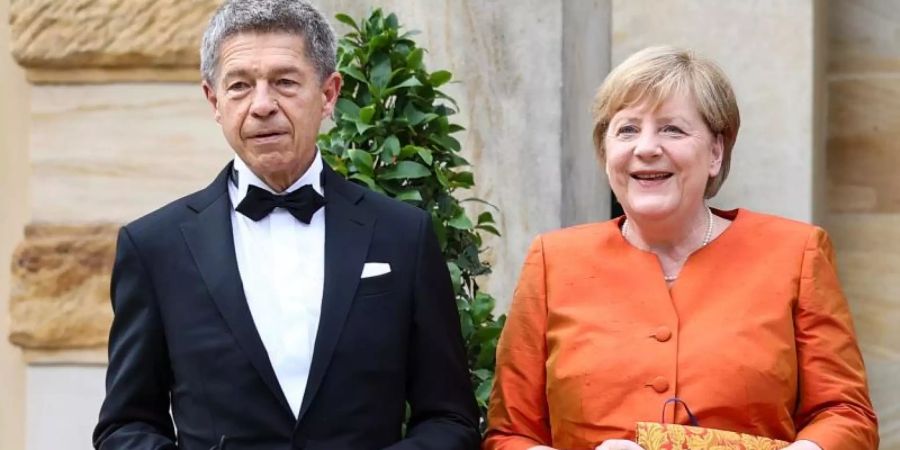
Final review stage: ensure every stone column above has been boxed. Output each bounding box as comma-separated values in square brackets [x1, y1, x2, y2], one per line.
[611, 0, 826, 223]
[0, 0, 30, 448]
[827, 1, 900, 446]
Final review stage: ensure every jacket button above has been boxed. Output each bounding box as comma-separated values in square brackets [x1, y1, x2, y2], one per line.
[647, 376, 669, 393]
[653, 326, 672, 342]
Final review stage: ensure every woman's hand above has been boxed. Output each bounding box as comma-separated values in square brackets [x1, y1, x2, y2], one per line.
[783, 440, 822, 450]
[594, 439, 645, 450]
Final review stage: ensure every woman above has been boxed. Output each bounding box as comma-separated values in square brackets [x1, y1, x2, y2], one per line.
[483, 46, 878, 450]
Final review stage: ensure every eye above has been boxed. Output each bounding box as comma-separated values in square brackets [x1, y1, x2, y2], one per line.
[275, 78, 299, 88]
[615, 124, 639, 137]
[227, 81, 250, 92]
[661, 125, 686, 136]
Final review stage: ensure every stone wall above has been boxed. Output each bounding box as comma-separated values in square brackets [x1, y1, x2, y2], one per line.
[0, 0, 29, 447]
[827, 0, 900, 446]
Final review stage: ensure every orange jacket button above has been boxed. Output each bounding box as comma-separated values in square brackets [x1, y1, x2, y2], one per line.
[647, 376, 669, 393]
[653, 326, 672, 342]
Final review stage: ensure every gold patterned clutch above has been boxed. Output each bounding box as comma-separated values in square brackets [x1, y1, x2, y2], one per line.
[636, 422, 790, 450]
[635, 398, 790, 450]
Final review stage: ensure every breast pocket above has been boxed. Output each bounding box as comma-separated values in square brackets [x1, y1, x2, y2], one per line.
[355, 272, 396, 297]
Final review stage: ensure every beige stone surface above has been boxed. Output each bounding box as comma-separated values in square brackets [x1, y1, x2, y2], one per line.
[827, 213, 900, 449]
[828, 1, 900, 447]
[30, 83, 232, 223]
[10, 0, 220, 70]
[1, 0, 30, 446]
[9, 224, 117, 349]
[829, 0, 900, 75]
[827, 77, 900, 213]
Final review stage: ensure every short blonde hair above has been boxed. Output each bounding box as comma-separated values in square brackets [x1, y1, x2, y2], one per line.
[592, 46, 740, 198]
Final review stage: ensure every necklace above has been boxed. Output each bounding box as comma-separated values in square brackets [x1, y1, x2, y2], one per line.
[622, 206, 714, 282]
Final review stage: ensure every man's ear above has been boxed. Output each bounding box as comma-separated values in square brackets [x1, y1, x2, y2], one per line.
[202, 80, 222, 124]
[320, 72, 343, 119]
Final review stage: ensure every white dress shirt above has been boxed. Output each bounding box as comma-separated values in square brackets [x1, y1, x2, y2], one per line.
[228, 154, 325, 419]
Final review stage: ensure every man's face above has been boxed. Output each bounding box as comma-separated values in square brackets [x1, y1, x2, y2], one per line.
[203, 32, 341, 190]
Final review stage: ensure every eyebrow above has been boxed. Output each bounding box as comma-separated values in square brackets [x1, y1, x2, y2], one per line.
[221, 66, 304, 82]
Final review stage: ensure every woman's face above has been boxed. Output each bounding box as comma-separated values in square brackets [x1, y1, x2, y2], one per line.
[604, 90, 723, 222]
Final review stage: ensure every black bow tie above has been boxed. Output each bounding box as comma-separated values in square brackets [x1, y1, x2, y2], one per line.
[236, 184, 326, 223]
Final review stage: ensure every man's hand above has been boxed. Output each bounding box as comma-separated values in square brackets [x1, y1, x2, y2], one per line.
[783, 440, 822, 450]
[594, 439, 644, 450]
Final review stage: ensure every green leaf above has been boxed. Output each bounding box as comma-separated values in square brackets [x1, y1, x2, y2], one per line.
[475, 376, 493, 407]
[399, 145, 419, 159]
[448, 210, 474, 230]
[383, 76, 423, 96]
[381, 135, 401, 161]
[472, 292, 495, 322]
[402, 103, 427, 126]
[429, 135, 461, 152]
[379, 161, 431, 179]
[415, 147, 433, 165]
[335, 98, 360, 118]
[354, 121, 374, 134]
[385, 13, 399, 30]
[396, 189, 423, 202]
[477, 211, 494, 225]
[321, 153, 347, 176]
[451, 171, 474, 188]
[476, 224, 501, 236]
[429, 70, 452, 86]
[447, 262, 462, 295]
[359, 105, 375, 124]
[407, 48, 424, 69]
[334, 13, 359, 31]
[371, 54, 392, 91]
[472, 369, 491, 381]
[435, 168, 450, 188]
[349, 173, 377, 190]
[341, 66, 368, 84]
[347, 149, 374, 176]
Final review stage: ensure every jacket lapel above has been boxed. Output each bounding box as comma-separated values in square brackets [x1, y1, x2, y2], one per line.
[180, 163, 294, 418]
[296, 165, 375, 423]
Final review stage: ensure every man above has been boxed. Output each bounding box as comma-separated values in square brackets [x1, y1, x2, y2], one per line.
[92, 1, 480, 448]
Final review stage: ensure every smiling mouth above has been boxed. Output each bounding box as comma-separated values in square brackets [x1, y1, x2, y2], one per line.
[631, 172, 673, 181]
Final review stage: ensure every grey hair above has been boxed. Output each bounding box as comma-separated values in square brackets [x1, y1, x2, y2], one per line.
[200, 0, 337, 85]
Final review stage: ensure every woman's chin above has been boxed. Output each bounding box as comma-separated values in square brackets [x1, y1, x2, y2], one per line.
[624, 199, 679, 221]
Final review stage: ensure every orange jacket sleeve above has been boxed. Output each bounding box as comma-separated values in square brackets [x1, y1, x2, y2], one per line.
[793, 227, 879, 449]
[483, 237, 552, 450]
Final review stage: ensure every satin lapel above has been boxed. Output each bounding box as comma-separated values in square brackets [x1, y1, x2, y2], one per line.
[297, 168, 374, 423]
[180, 174, 294, 419]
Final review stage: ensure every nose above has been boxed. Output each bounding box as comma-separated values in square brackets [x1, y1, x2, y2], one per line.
[249, 83, 279, 118]
[633, 130, 663, 159]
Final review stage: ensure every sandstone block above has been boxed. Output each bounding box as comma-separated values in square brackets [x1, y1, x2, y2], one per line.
[10, 0, 220, 71]
[9, 224, 118, 349]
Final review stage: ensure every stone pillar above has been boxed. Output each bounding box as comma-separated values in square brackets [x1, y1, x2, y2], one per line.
[611, 0, 826, 223]
[827, 1, 900, 446]
[0, 0, 30, 448]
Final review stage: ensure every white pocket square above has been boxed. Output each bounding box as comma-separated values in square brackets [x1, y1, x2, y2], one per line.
[361, 262, 391, 278]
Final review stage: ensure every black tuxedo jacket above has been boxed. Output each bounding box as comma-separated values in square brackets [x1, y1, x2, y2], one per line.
[93, 163, 480, 450]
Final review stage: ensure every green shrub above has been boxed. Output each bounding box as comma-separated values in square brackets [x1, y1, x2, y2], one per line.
[317, 8, 505, 429]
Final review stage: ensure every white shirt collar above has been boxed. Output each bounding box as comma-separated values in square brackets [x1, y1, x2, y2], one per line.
[231, 150, 324, 207]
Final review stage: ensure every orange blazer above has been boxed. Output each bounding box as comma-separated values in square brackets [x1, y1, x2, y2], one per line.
[484, 209, 878, 450]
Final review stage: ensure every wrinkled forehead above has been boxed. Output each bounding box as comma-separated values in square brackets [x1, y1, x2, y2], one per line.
[612, 79, 693, 119]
